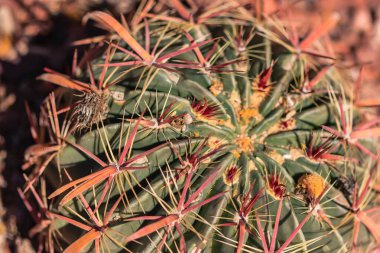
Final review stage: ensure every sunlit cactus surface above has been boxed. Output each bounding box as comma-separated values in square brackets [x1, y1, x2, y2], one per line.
[20, 1, 380, 252]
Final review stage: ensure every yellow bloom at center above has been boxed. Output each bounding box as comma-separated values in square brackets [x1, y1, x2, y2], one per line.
[238, 108, 260, 124]
[235, 135, 254, 153]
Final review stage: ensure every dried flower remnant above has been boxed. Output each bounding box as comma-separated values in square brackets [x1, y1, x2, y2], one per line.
[72, 92, 109, 131]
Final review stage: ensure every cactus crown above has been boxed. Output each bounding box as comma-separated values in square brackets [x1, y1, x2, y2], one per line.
[21, 1, 379, 253]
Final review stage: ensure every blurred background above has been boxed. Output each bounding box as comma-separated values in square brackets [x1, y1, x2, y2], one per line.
[0, 0, 379, 252]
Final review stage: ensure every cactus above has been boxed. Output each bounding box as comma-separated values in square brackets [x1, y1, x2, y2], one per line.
[20, 1, 380, 252]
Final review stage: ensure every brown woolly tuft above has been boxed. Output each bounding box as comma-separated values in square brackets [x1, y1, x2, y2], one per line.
[72, 92, 109, 131]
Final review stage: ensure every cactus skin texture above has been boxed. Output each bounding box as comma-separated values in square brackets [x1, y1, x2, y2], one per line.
[20, 1, 380, 253]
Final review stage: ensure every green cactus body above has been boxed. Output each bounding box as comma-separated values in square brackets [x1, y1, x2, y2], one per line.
[22, 2, 379, 253]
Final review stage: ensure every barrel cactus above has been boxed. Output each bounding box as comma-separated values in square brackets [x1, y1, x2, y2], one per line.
[20, 1, 380, 252]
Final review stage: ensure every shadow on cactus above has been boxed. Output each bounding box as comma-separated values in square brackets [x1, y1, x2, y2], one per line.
[20, 1, 380, 252]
